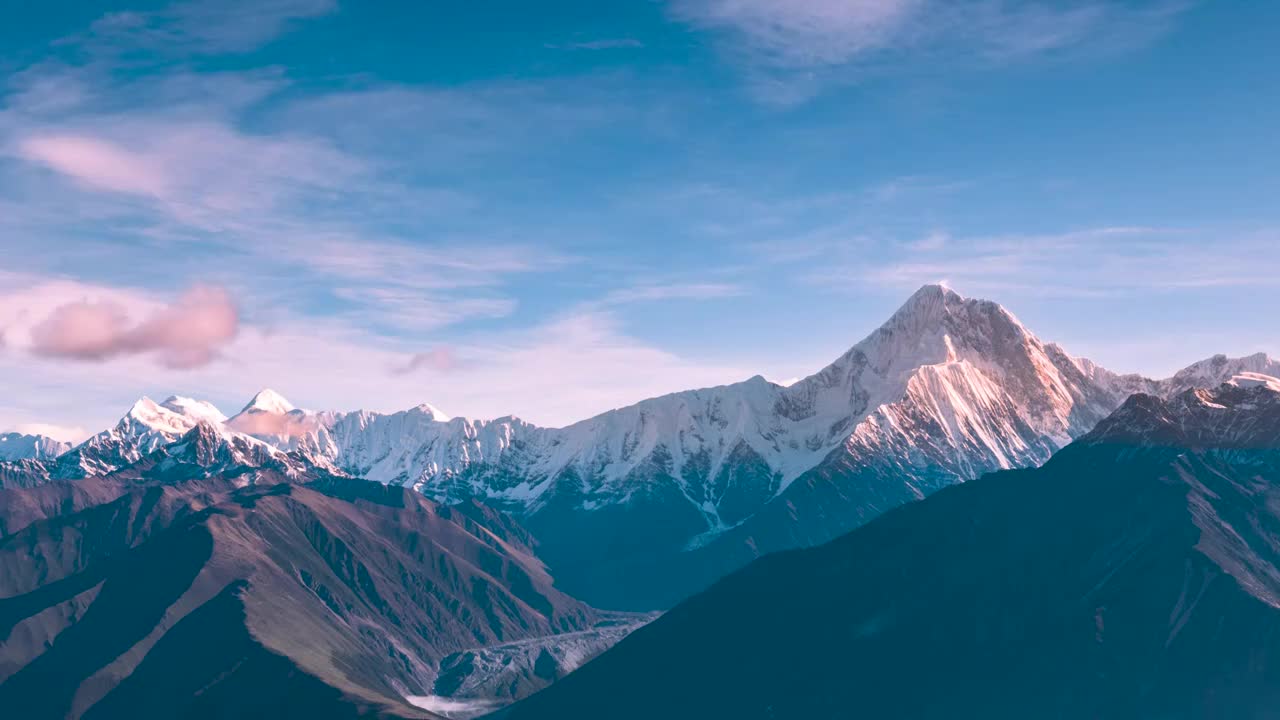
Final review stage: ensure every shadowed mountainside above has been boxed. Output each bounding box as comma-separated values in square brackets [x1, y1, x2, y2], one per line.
[0, 474, 601, 719]
[501, 378, 1280, 720]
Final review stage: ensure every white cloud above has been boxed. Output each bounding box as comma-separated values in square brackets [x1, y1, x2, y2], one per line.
[82, 0, 336, 55]
[17, 135, 170, 196]
[601, 282, 745, 305]
[670, 0, 1192, 100]
[9, 120, 363, 226]
[670, 0, 924, 68]
[803, 226, 1280, 297]
[546, 38, 645, 50]
[14, 423, 91, 444]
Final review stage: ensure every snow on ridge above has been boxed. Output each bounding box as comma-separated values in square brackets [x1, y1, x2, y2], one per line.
[19, 285, 1278, 535]
[1228, 372, 1280, 393]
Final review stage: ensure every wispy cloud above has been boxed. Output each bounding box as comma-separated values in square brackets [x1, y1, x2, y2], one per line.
[546, 38, 645, 50]
[670, 0, 1192, 100]
[670, 0, 923, 68]
[802, 226, 1280, 297]
[602, 282, 745, 305]
[78, 0, 336, 55]
[393, 348, 458, 375]
[13, 422, 90, 444]
[9, 120, 363, 227]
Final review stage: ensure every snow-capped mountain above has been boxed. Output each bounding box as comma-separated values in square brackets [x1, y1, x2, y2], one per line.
[4, 285, 1276, 608]
[0, 395, 322, 489]
[1084, 372, 1280, 449]
[0, 432, 71, 462]
[193, 285, 1278, 607]
[500, 374, 1280, 720]
[50, 395, 229, 478]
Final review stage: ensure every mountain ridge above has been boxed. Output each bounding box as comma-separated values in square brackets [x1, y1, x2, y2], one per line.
[499, 374, 1280, 719]
[4, 285, 1278, 608]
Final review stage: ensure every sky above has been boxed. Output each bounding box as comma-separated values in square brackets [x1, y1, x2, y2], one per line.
[1, 0, 1278, 441]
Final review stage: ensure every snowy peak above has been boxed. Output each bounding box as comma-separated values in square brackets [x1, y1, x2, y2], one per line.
[1085, 377, 1280, 450]
[124, 396, 200, 435]
[410, 402, 452, 422]
[0, 433, 72, 462]
[240, 388, 296, 415]
[1229, 372, 1280, 393]
[160, 395, 228, 425]
[1166, 353, 1280, 394]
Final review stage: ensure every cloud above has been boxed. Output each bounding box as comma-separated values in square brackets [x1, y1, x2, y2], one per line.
[28, 285, 238, 369]
[546, 38, 645, 50]
[225, 410, 321, 438]
[14, 422, 90, 444]
[670, 0, 1192, 99]
[17, 134, 170, 197]
[602, 282, 745, 305]
[802, 226, 1280, 298]
[10, 122, 363, 225]
[670, 0, 923, 68]
[906, 231, 950, 251]
[393, 348, 458, 375]
[1, 271, 760, 433]
[81, 0, 336, 55]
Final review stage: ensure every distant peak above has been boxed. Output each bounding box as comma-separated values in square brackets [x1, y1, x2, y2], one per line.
[870, 283, 974, 339]
[911, 283, 962, 301]
[892, 284, 966, 320]
[1228, 372, 1280, 393]
[161, 395, 228, 424]
[411, 402, 452, 422]
[128, 396, 164, 417]
[241, 389, 295, 414]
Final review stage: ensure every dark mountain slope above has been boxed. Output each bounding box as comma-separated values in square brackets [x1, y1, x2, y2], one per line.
[502, 378, 1280, 720]
[0, 475, 599, 719]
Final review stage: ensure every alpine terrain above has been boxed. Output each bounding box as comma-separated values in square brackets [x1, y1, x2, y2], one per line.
[0, 465, 611, 718]
[501, 373, 1280, 720]
[4, 286, 1277, 610]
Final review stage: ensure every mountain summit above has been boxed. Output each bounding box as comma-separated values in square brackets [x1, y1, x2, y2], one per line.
[239, 388, 296, 415]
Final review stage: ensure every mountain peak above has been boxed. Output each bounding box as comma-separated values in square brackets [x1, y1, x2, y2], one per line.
[240, 389, 296, 415]
[411, 402, 452, 422]
[1228, 372, 1280, 393]
[1086, 378, 1280, 449]
[847, 284, 1030, 375]
[911, 282, 962, 301]
[127, 396, 166, 421]
[160, 395, 228, 425]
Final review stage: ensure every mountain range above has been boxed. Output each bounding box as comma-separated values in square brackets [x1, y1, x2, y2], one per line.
[5, 285, 1275, 610]
[501, 373, 1280, 719]
[0, 469, 625, 718]
[4, 285, 1280, 718]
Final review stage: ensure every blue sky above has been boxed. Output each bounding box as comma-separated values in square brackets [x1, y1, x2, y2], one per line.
[1, 0, 1278, 439]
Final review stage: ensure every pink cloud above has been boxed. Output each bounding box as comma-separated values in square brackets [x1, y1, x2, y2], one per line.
[226, 411, 319, 438]
[17, 135, 169, 197]
[29, 285, 238, 369]
[395, 347, 458, 375]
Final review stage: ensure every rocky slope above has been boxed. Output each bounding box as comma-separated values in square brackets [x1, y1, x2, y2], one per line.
[0, 472, 604, 719]
[501, 375, 1280, 720]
